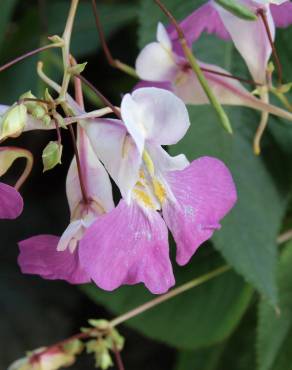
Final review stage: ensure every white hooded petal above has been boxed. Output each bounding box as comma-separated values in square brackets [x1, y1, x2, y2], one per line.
[57, 220, 84, 252]
[83, 118, 142, 203]
[66, 126, 114, 214]
[121, 87, 190, 147]
[213, 1, 274, 83]
[147, 143, 189, 174]
[157, 21, 172, 50]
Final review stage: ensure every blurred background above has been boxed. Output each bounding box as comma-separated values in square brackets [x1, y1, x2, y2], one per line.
[1, 1, 292, 369]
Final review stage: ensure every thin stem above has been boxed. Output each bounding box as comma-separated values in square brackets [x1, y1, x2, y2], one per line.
[76, 74, 121, 119]
[201, 67, 262, 87]
[91, 0, 138, 78]
[154, 0, 232, 134]
[37, 61, 62, 92]
[253, 89, 269, 155]
[68, 124, 89, 204]
[25, 265, 229, 363]
[64, 108, 113, 124]
[277, 229, 292, 245]
[0, 44, 62, 74]
[257, 9, 282, 85]
[113, 344, 126, 370]
[14, 151, 34, 191]
[110, 265, 230, 327]
[58, 0, 79, 101]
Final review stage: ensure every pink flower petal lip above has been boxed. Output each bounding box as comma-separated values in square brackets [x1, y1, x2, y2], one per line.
[0, 182, 23, 219]
[18, 235, 90, 284]
[162, 156, 237, 266]
[79, 200, 175, 294]
[168, 1, 230, 56]
[270, 1, 292, 27]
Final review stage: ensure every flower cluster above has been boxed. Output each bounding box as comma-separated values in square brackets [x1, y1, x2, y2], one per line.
[2, 0, 292, 298]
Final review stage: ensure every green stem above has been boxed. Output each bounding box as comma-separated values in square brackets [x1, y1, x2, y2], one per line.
[57, 0, 79, 102]
[110, 265, 230, 327]
[182, 41, 233, 134]
[154, 0, 232, 134]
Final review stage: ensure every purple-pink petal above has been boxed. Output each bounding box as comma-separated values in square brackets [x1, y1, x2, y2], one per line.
[18, 235, 90, 284]
[79, 200, 175, 294]
[168, 2, 230, 55]
[0, 182, 23, 219]
[270, 2, 292, 28]
[162, 157, 237, 266]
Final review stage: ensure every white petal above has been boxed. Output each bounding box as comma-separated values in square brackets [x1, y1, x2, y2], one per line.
[122, 87, 190, 147]
[136, 42, 178, 81]
[84, 118, 142, 203]
[214, 2, 274, 82]
[157, 22, 172, 50]
[147, 143, 189, 174]
[0, 104, 9, 116]
[66, 126, 114, 214]
[57, 220, 84, 252]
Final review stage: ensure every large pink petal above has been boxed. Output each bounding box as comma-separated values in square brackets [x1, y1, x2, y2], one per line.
[18, 235, 90, 284]
[168, 2, 230, 56]
[0, 182, 23, 219]
[79, 200, 175, 294]
[270, 1, 292, 27]
[162, 157, 237, 266]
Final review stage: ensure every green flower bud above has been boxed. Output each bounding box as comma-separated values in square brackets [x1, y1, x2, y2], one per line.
[32, 105, 47, 120]
[86, 340, 113, 370]
[67, 62, 87, 76]
[42, 141, 63, 172]
[88, 319, 110, 330]
[0, 104, 27, 140]
[19, 91, 39, 112]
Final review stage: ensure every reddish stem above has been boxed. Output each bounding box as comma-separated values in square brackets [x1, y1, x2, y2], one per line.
[201, 67, 262, 86]
[91, 0, 115, 67]
[257, 8, 282, 85]
[113, 344, 126, 370]
[76, 74, 121, 119]
[0, 44, 57, 73]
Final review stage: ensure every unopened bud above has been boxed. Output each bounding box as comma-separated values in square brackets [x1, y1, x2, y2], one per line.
[67, 62, 87, 76]
[42, 141, 63, 172]
[48, 35, 64, 46]
[0, 104, 27, 140]
[32, 105, 47, 120]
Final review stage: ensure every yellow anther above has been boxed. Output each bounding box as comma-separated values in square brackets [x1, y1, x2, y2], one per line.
[153, 179, 166, 203]
[133, 188, 156, 209]
[142, 150, 155, 177]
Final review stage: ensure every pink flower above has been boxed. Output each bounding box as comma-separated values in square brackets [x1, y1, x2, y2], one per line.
[168, 0, 292, 83]
[0, 146, 32, 219]
[82, 87, 237, 294]
[18, 127, 114, 284]
[0, 182, 23, 219]
[135, 23, 292, 121]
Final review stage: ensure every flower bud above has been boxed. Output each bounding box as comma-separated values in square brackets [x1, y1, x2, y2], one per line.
[86, 340, 113, 370]
[7, 346, 79, 370]
[0, 104, 27, 140]
[42, 141, 63, 172]
[67, 62, 87, 76]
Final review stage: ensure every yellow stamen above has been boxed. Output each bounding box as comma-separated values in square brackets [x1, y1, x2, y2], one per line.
[133, 188, 156, 209]
[142, 150, 154, 177]
[153, 179, 166, 203]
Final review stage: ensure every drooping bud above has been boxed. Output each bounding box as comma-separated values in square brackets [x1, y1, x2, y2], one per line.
[7, 343, 81, 370]
[0, 104, 27, 140]
[42, 141, 63, 172]
[48, 35, 65, 46]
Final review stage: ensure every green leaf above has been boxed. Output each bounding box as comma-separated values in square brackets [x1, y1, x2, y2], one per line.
[175, 345, 225, 370]
[82, 247, 253, 350]
[0, 0, 17, 51]
[257, 242, 292, 370]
